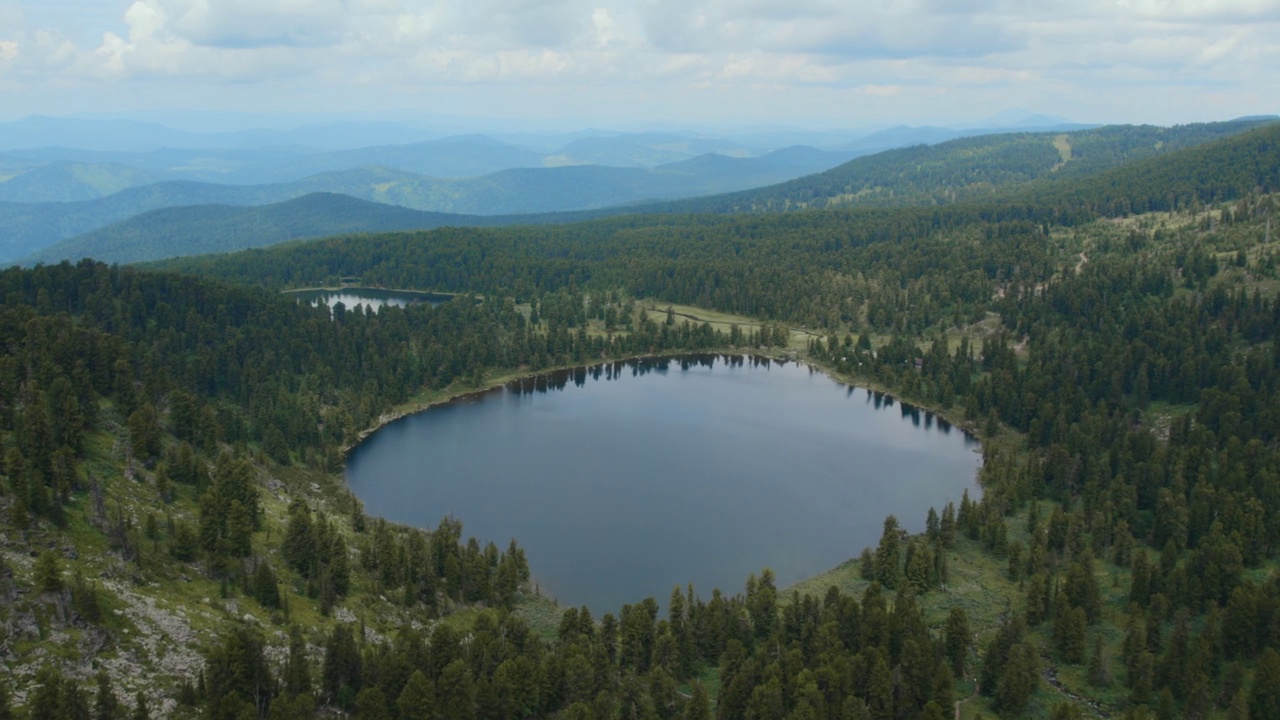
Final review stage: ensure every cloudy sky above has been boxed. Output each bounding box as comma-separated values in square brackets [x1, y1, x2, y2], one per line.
[0, 0, 1277, 128]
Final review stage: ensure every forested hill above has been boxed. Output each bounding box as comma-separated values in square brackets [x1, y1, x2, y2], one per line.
[20, 193, 488, 265]
[7, 121, 1280, 719]
[156, 120, 1280, 300]
[637, 118, 1277, 214]
[17, 120, 1277, 269]
[1, 148, 850, 264]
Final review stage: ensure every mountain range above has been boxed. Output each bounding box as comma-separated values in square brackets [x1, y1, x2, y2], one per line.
[8, 115, 1278, 268]
[5, 145, 858, 264]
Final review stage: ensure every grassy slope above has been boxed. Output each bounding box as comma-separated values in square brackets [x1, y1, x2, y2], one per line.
[8, 199, 1279, 716]
[776, 206, 1280, 720]
[640, 119, 1277, 214]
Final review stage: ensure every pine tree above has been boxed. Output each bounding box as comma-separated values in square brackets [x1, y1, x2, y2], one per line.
[1155, 689, 1175, 720]
[437, 660, 476, 720]
[127, 402, 162, 460]
[1129, 652, 1155, 708]
[28, 666, 63, 720]
[396, 670, 436, 720]
[859, 548, 875, 580]
[940, 502, 956, 547]
[904, 540, 933, 594]
[205, 624, 275, 719]
[945, 608, 970, 678]
[1088, 636, 1110, 687]
[60, 681, 91, 720]
[322, 624, 362, 706]
[1053, 603, 1087, 664]
[683, 680, 711, 720]
[1227, 685, 1250, 720]
[129, 693, 150, 720]
[874, 516, 901, 589]
[251, 561, 280, 609]
[746, 675, 785, 720]
[1250, 648, 1280, 720]
[354, 687, 390, 720]
[995, 642, 1040, 717]
[34, 550, 64, 593]
[746, 569, 778, 640]
[94, 671, 120, 720]
[918, 702, 947, 720]
[282, 626, 312, 698]
[866, 655, 893, 720]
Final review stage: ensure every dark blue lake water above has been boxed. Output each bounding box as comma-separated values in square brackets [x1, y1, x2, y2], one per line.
[345, 355, 981, 613]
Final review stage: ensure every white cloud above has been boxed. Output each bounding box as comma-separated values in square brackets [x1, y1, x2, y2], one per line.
[0, 0, 1276, 123]
[132, 0, 350, 48]
[861, 84, 901, 97]
[592, 7, 617, 49]
[636, 0, 1023, 58]
[1121, 0, 1280, 22]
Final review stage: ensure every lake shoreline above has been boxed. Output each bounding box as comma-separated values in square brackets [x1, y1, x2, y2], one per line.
[344, 347, 985, 460]
[345, 347, 985, 612]
[283, 285, 462, 297]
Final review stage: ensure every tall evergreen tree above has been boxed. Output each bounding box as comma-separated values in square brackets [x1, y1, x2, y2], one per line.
[1250, 648, 1280, 720]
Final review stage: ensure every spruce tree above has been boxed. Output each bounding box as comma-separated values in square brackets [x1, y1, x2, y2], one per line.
[28, 666, 63, 720]
[282, 626, 312, 698]
[683, 680, 711, 720]
[94, 672, 120, 720]
[994, 642, 1040, 717]
[353, 687, 390, 720]
[1088, 636, 1109, 687]
[60, 681, 91, 720]
[874, 516, 901, 589]
[129, 693, 149, 720]
[34, 550, 64, 593]
[945, 608, 970, 679]
[1250, 648, 1280, 720]
[437, 660, 476, 720]
[396, 670, 435, 720]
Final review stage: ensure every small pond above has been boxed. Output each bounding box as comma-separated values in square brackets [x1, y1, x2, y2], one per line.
[286, 287, 453, 313]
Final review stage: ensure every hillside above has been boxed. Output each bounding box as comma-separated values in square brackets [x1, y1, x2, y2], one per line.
[8, 119, 1268, 266]
[650, 118, 1277, 214]
[4, 149, 853, 264]
[155, 132, 1280, 720]
[0, 161, 158, 203]
[155, 120, 1280, 292]
[4, 120, 1280, 720]
[23, 193, 486, 265]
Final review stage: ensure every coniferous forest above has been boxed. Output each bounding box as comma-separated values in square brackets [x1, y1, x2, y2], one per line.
[1, 122, 1279, 720]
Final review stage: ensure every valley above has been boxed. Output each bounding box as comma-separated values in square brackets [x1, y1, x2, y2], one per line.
[0, 116, 1278, 720]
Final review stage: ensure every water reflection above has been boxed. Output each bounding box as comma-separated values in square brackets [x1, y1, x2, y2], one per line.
[503, 356, 967, 442]
[285, 287, 453, 314]
[347, 353, 980, 613]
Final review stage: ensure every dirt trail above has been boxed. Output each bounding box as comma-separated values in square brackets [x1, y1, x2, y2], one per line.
[1075, 251, 1089, 275]
[955, 682, 978, 720]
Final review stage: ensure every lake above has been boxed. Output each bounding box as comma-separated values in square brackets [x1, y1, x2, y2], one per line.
[285, 287, 453, 313]
[345, 354, 982, 613]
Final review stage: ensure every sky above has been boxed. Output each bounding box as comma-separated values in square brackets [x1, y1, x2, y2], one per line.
[0, 0, 1277, 129]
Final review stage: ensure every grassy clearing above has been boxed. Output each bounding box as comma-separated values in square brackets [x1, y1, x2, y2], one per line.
[514, 593, 568, 642]
[638, 300, 822, 350]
